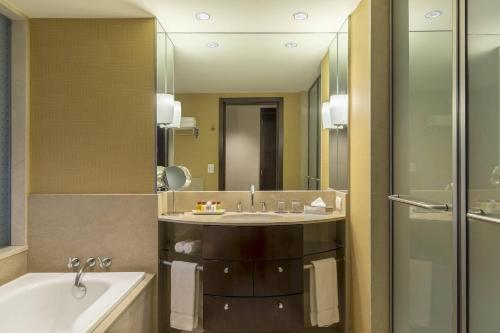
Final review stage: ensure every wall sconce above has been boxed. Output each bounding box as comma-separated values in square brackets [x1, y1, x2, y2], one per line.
[167, 101, 182, 128]
[330, 94, 348, 129]
[322, 101, 334, 129]
[157, 93, 175, 127]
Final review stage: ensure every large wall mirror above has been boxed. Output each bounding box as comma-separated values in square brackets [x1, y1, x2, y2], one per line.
[156, 16, 350, 192]
[156, 21, 175, 168]
[328, 19, 349, 191]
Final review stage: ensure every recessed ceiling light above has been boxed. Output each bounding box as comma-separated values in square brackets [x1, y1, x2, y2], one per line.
[293, 12, 309, 20]
[285, 42, 298, 48]
[196, 12, 211, 20]
[424, 10, 442, 19]
[206, 42, 219, 48]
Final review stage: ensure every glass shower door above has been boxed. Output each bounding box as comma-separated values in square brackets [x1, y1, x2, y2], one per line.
[466, 0, 500, 331]
[391, 0, 455, 331]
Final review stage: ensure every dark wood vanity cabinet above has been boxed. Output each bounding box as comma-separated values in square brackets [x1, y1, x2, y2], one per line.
[159, 221, 345, 333]
[204, 294, 304, 332]
[253, 258, 303, 296]
[203, 225, 304, 332]
[203, 225, 303, 260]
[203, 259, 254, 296]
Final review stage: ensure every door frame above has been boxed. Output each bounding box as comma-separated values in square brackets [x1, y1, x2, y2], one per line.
[218, 97, 284, 191]
[307, 77, 322, 190]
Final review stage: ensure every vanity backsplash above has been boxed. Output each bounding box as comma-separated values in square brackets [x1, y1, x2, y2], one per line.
[159, 190, 347, 215]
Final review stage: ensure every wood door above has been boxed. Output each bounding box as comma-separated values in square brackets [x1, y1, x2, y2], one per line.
[259, 108, 278, 190]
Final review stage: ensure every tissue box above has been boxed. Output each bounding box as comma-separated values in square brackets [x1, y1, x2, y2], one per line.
[303, 205, 327, 215]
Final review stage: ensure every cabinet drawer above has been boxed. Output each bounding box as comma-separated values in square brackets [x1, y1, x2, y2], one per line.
[254, 259, 303, 296]
[203, 225, 303, 260]
[203, 260, 253, 296]
[203, 295, 304, 332]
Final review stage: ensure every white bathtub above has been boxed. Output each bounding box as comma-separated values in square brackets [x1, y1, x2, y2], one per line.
[0, 272, 145, 333]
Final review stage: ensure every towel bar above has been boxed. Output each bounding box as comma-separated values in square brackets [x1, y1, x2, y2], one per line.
[303, 258, 343, 270]
[161, 259, 343, 271]
[160, 259, 204, 271]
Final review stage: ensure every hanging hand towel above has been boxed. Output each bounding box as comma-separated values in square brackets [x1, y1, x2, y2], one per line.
[310, 258, 340, 327]
[170, 261, 200, 331]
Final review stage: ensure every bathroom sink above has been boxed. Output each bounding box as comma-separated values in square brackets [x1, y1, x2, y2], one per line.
[220, 213, 283, 221]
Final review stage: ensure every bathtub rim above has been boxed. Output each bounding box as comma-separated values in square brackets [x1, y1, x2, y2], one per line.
[91, 273, 155, 333]
[0, 272, 155, 333]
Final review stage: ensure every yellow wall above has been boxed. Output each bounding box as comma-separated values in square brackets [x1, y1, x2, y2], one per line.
[30, 19, 156, 194]
[350, 2, 372, 331]
[349, 0, 390, 332]
[320, 54, 330, 190]
[174, 92, 302, 191]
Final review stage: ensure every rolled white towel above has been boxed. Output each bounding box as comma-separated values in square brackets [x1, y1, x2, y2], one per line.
[174, 241, 186, 253]
[183, 240, 201, 254]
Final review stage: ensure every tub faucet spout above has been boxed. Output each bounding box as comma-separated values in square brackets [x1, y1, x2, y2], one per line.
[75, 257, 96, 288]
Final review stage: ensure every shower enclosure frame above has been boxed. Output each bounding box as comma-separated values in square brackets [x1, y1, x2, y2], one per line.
[389, 0, 470, 331]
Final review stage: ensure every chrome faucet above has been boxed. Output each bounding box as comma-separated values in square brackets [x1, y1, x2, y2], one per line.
[75, 257, 96, 288]
[250, 184, 255, 212]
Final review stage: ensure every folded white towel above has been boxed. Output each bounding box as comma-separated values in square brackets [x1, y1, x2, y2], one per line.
[310, 258, 339, 327]
[183, 240, 201, 254]
[170, 261, 200, 331]
[174, 241, 186, 253]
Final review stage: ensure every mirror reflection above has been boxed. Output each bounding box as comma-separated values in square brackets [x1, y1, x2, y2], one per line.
[156, 20, 349, 191]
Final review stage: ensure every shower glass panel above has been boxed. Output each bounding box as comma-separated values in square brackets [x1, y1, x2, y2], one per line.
[467, 0, 500, 330]
[392, 0, 454, 331]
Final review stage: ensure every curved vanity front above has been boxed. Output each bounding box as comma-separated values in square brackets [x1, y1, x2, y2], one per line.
[158, 212, 346, 333]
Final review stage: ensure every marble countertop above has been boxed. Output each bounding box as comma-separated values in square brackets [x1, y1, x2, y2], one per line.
[158, 211, 345, 226]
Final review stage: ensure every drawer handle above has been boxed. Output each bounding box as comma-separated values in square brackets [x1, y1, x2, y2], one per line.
[224, 267, 229, 274]
[224, 303, 230, 311]
[277, 266, 284, 273]
[278, 302, 284, 310]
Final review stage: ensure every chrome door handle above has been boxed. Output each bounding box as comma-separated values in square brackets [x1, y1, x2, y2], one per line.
[388, 195, 451, 211]
[467, 211, 500, 224]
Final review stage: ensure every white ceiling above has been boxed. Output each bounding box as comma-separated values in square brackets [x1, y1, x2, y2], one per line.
[9, 0, 359, 92]
[9, 0, 359, 33]
[171, 33, 334, 93]
[408, 0, 452, 32]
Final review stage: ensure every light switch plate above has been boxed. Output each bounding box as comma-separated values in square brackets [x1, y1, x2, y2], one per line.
[208, 164, 215, 174]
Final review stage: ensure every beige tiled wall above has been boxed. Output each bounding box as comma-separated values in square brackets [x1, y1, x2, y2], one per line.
[0, 249, 27, 285]
[28, 194, 158, 273]
[159, 190, 338, 214]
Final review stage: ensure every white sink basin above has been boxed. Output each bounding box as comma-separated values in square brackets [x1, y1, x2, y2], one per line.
[220, 213, 283, 221]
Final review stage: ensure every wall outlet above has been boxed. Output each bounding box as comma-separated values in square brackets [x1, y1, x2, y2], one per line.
[208, 164, 215, 174]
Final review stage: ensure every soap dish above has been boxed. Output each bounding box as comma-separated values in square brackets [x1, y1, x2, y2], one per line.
[192, 210, 226, 215]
